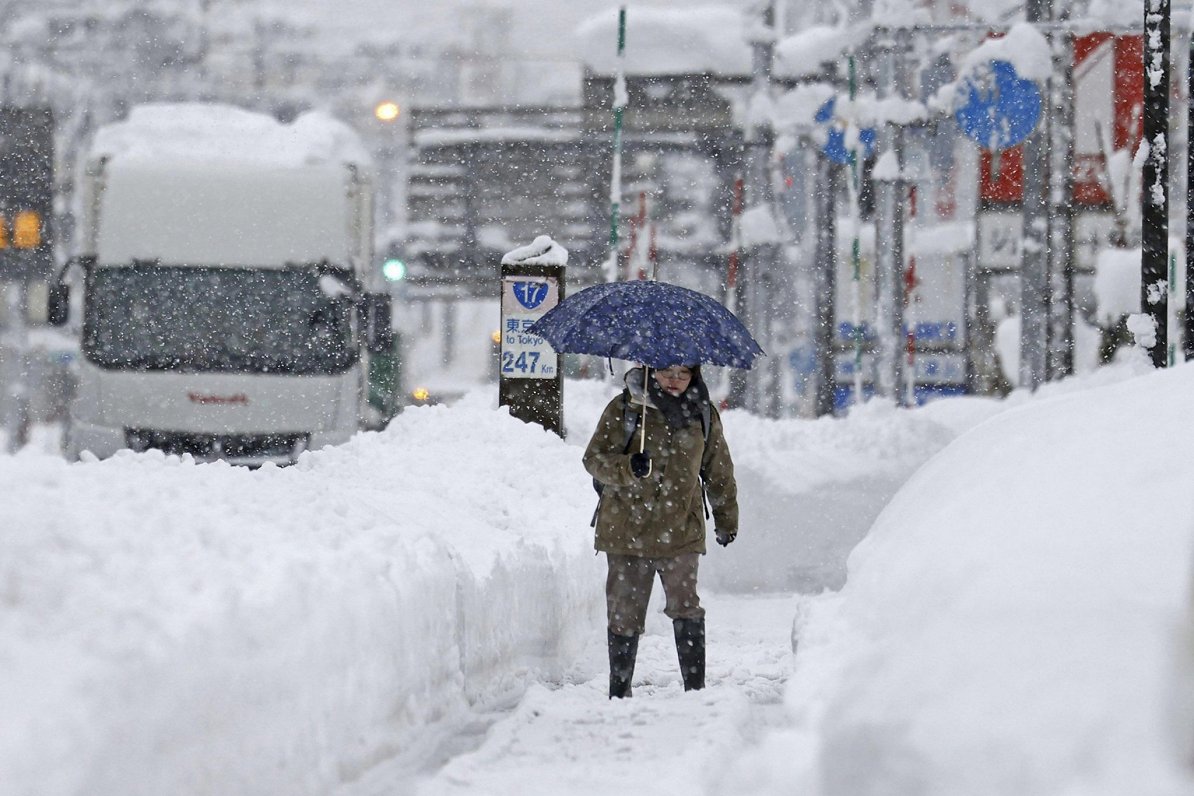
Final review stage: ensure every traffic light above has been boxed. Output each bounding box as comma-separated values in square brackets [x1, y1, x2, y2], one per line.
[13, 210, 40, 248]
[382, 257, 406, 282]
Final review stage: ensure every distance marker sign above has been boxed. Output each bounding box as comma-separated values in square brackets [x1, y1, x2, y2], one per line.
[500, 276, 560, 378]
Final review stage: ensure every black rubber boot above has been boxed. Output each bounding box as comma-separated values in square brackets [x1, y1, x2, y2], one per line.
[674, 618, 705, 691]
[608, 631, 639, 699]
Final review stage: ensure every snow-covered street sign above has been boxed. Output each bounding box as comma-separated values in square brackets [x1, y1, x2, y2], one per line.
[955, 60, 1042, 152]
[500, 276, 560, 379]
[499, 236, 567, 436]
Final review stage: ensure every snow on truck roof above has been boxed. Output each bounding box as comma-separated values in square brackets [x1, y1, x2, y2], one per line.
[89, 103, 372, 169]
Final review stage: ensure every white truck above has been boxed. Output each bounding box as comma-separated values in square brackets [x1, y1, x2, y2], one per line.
[50, 103, 393, 464]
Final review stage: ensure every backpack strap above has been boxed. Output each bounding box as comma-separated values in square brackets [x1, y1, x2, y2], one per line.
[698, 403, 712, 519]
[619, 390, 639, 453]
[591, 392, 639, 528]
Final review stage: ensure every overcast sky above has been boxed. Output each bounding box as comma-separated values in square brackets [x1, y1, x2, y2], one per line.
[313, 0, 755, 60]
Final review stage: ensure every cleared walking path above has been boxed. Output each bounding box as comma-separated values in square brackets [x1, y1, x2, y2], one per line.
[344, 593, 802, 796]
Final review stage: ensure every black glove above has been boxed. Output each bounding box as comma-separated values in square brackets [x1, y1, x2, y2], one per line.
[629, 451, 652, 478]
[715, 529, 736, 547]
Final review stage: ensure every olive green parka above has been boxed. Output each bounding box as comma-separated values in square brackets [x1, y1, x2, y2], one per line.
[583, 370, 738, 557]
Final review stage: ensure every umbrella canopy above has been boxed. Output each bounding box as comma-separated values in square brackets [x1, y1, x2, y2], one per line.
[527, 280, 764, 369]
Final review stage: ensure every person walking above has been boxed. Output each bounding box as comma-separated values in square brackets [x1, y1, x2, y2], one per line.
[583, 363, 739, 698]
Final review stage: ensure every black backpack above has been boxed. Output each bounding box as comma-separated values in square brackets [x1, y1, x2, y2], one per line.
[591, 391, 712, 526]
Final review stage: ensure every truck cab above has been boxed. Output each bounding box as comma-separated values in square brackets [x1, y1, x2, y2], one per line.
[55, 104, 391, 465]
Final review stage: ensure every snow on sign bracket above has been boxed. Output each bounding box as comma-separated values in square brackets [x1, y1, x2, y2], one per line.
[500, 276, 560, 379]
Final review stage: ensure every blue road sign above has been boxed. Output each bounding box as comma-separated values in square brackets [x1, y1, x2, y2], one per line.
[815, 97, 877, 165]
[955, 60, 1042, 151]
[513, 281, 549, 310]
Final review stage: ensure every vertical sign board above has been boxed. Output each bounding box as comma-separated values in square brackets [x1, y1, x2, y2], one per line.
[0, 107, 54, 282]
[978, 34, 1142, 209]
[830, 233, 969, 408]
[972, 34, 1143, 379]
[498, 264, 564, 435]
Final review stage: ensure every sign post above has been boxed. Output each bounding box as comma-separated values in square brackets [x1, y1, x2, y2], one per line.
[499, 236, 566, 436]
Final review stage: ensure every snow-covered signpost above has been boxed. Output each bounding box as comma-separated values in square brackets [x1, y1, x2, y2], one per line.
[948, 27, 1047, 390]
[604, 6, 628, 283]
[846, 55, 865, 406]
[1141, 0, 1170, 367]
[499, 236, 566, 436]
[1020, 4, 1051, 391]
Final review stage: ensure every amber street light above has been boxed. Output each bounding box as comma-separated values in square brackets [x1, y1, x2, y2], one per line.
[374, 101, 400, 122]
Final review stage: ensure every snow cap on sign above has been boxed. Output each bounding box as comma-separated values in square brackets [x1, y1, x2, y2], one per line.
[957, 22, 1051, 83]
[774, 25, 870, 79]
[501, 235, 569, 267]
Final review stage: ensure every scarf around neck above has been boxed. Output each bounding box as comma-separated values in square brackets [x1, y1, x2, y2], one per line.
[626, 366, 710, 430]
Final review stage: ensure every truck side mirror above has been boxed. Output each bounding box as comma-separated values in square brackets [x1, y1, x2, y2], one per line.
[47, 283, 69, 326]
[365, 293, 394, 354]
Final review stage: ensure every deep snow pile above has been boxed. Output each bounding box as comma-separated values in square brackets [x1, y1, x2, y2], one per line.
[732, 360, 1194, 796]
[0, 374, 973, 795]
[0, 400, 604, 796]
[5, 360, 1188, 795]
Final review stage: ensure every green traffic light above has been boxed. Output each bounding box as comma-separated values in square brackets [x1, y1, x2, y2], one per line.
[382, 258, 406, 281]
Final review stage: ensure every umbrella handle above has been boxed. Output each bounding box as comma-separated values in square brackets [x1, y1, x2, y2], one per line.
[640, 366, 651, 476]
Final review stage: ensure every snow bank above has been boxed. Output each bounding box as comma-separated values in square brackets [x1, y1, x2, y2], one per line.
[1093, 246, 1141, 323]
[10, 363, 1183, 793]
[741, 362, 1194, 795]
[0, 404, 603, 795]
[995, 314, 1104, 383]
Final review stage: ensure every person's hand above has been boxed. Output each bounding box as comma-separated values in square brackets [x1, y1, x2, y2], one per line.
[715, 529, 736, 547]
[629, 451, 652, 478]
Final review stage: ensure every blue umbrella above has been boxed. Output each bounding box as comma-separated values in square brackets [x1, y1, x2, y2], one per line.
[528, 280, 764, 369]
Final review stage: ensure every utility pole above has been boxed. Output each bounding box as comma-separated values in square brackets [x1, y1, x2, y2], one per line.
[813, 153, 838, 417]
[1142, 0, 1170, 367]
[1020, 0, 1051, 390]
[1046, 32, 1076, 379]
[741, 0, 780, 415]
[1187, 27, 1194, 360]
[873, 30, 907, 403]
[605, 6, 627, 284]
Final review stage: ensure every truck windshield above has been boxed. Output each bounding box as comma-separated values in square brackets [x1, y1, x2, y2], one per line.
[83, 265, 358, 375]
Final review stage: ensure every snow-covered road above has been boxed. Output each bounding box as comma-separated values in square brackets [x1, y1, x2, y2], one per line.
[342, 593, 801, 796]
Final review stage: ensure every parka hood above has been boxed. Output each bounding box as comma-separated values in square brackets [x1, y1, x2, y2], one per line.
[623, 367, 656, 408]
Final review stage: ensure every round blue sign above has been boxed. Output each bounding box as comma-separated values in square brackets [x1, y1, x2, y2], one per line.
[955, 60, 1042, 151]
[815, 97, 877, 165]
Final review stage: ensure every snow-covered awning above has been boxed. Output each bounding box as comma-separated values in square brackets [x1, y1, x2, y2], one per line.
[577, 6, 867, 79]
[576, 6, 752, 77]
[413, 127, 580, 148]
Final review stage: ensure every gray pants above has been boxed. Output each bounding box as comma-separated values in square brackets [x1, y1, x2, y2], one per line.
[606, 553, 704, 637]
